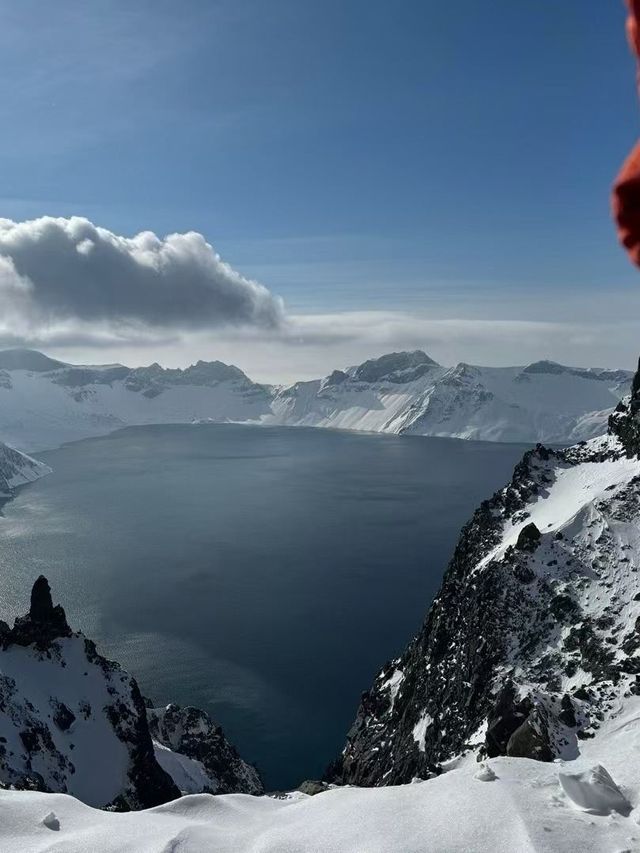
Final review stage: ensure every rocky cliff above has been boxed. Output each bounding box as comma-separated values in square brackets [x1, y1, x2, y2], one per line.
[330, 368, 640, 786]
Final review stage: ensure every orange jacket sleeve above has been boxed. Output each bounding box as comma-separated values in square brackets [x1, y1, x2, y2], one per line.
[613, 0, 640, 266]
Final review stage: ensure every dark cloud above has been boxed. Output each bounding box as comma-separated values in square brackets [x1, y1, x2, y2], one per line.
[0, 216, 284, 331]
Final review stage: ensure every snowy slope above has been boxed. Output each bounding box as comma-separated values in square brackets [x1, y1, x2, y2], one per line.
[0, 348, 632, 451]
[0, 442, 50, 497]
[0, 577, 263, 808]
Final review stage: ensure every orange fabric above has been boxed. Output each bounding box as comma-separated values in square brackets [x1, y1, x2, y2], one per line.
[627, 0, 640, 56]
[613, 0, 640, 266]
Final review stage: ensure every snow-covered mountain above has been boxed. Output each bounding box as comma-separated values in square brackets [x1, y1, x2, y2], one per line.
[0, 441, 51, 497]
[0, 348, 632, 452]
[0, 348, 273, 452]
[270, 351, 632, 443]
[0, 576, 263, 808]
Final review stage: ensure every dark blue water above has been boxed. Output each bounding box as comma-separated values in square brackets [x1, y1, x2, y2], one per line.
[0, 424, 527, 789]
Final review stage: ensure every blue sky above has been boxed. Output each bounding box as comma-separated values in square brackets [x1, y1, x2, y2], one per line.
[0, 1, 639, 380]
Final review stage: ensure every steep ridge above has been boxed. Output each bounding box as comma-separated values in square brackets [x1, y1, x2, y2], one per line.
[0, 577, 263, 808]
[271, 354, 631, 443]
[0, 442, 51, 497]
[0, 348, 631, 451]
[329, 365, 640, 787]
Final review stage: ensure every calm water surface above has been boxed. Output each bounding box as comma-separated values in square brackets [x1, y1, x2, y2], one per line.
[0, 424, 528, 788]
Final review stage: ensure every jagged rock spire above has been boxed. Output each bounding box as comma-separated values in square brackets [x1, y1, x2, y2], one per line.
[9, 575, 72, 649]
[29, 575, 54, 621]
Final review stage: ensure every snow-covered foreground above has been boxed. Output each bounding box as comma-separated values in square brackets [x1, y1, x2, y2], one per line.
[3, 704, 640, 853]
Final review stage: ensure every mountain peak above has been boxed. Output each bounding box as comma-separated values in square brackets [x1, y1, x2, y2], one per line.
[353, 350, 440, 384]
[0, 348, 67, 372]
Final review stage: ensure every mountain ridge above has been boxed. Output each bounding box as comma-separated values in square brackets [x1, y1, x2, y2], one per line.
[0, 348, 631, 452]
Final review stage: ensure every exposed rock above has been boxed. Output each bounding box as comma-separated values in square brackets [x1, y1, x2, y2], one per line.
[51, 701, 75, 732]
[297, 779, 331, 796]
[506, 709, 553, 762]
[485, 682, 530, 758]
[608, 357, 640, 456]
[10, 576, 72, 649]
[515, 522, 541, 552]
[148, 704, 263, 795]
[558, 694, 577, 728]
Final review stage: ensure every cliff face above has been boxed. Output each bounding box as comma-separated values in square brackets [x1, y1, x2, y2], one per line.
[330, 372, 640, 786]
[0, 441, 50, 497]
[148, 704, 263, 795]
[0, 577, 262, 808]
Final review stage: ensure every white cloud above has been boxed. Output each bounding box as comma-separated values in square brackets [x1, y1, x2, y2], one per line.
[0, 217, 636, 384]
[0, 216, 284, 333]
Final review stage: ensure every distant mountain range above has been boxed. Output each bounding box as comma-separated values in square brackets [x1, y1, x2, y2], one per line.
[0, 348, 633, 452]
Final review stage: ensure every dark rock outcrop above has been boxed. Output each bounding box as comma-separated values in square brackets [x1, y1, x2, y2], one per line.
[515, 522, 541, 552]
[10, 576, 72, 649]
[609, 357, 640, 456]
[148, 704, 263, 795]
[297, 779, 331, 796]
